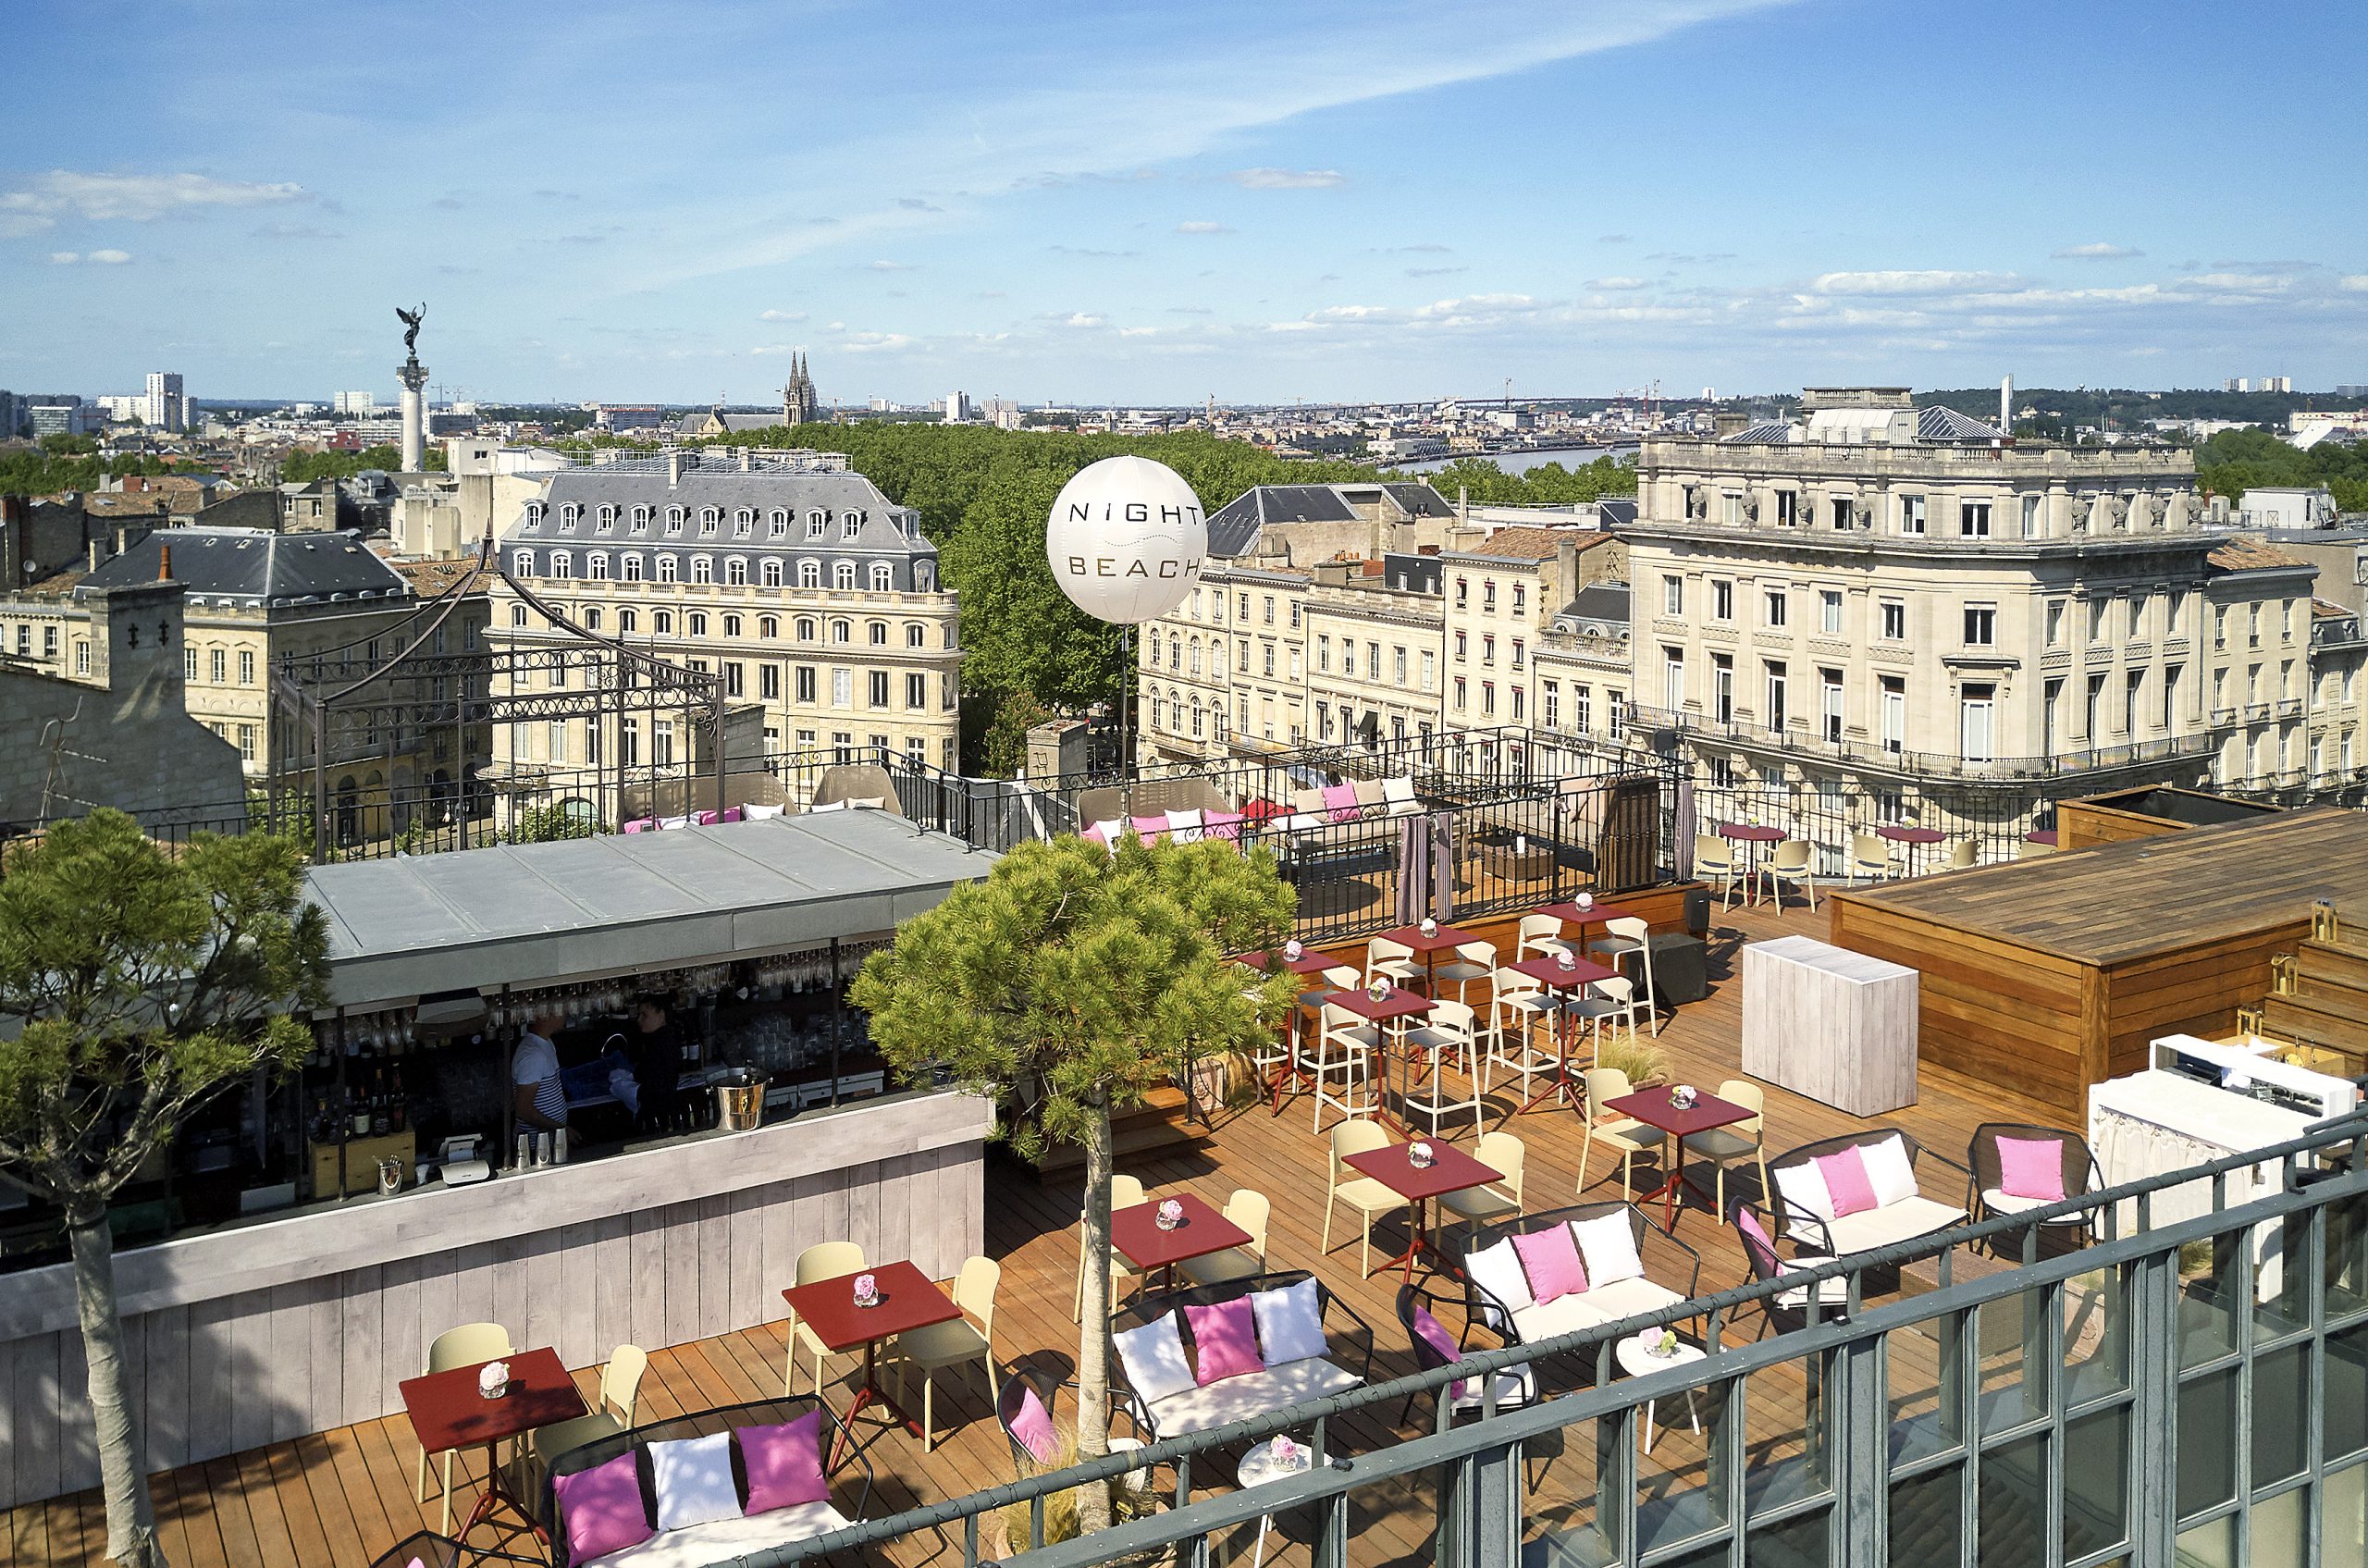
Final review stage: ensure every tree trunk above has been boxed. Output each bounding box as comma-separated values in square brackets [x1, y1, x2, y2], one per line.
[1073, 1094, 1115, 1533]
[69, 1210, 168, 1568]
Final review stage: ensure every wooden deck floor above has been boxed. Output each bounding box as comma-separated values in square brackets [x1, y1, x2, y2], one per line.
[11, 895, 2050, 1567]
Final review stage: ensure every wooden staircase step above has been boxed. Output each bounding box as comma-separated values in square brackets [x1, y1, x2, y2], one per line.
[2263, 993, 2368, 1056]
[2300, 938, 2368, 994]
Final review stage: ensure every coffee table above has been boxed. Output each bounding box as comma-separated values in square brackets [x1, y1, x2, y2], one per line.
[783, 1261, 965, 1465]
[401, 1346, 586, 1543]
[1504, 953, 1618, 1114]
[1328, 983, 1437, 1133]
[1237, 1435, 1320, 1568]
[1342, 1140, 1498, 1280]
[1614, 1331, 1707, 1452]
[1110, 1191, 1252, 1290]
[1602, 1085, 1754, 1227]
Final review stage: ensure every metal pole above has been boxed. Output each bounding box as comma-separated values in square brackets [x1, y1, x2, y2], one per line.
[827, 936, 842, 1110]
[712, 678, 727, 817]
[311, 693, 328, 863]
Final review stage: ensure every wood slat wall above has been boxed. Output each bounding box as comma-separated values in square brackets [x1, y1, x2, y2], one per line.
[0, 1142, 983, 1512]
[2055, 798, 2188, 851]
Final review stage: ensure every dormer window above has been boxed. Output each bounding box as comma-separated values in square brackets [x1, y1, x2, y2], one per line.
[587, 552, 610, 580]
[631, 504, 651, 532]
[665, 506, 685, 533]
[734, 508, 754, 537]
[596, 504, 616, 532]
[833, 561, 857, 590]
[807, 510, 826, 539]
[524, 501, 546, 525]
[656, 555, 678, 582]
[870, 562, 894, 591]
[691, 556, 714, 585]
[621, 553, 644, 581]
[725, 557, 748, 586]
[798, 560, 820, 588]
[769, 508, 789, 537]
[560, 502, 582, 526]
[699, 507, 720, 533]
[841, 512, 861, 539]
[549, 550, 573, 579]
[760, 559, 783, 587]
[512, 549, 535, 575]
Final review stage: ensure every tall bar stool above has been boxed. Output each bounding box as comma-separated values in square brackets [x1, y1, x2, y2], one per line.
[1310, 1001, 1380, 1132]
[1401, 999, 1485, 1139]
[1587, 916, 1662, 1037]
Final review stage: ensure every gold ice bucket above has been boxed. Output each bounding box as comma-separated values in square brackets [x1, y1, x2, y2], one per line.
[715, 1069, 768, 1132]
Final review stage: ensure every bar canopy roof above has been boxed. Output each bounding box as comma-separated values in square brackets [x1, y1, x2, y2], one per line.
[304, 811, 992, 1009]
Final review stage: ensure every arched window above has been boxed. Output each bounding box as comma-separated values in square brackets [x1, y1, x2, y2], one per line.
[630, 505, 650, 531]
[722, 613, 742, 637]
[549, 550, 574, 579]
[832, 619, 851, 644]
[832, 562, 856, 590]
[653, 610, 674, 635]
[621, 553, 644, 582]
[806, 510, 827, 538]
[870, 562, 894, 591]
[733, 508, 754, 537]
[688, 611, 709, 636]
[665, 506, 684, 532]
[586, 552, 610, 580]
[798, 560, 820, 588]
[512, 549, 535, 576]
[549, 651, 568, 687]
[914, 562, 934, 592]
[698, 507, 720, 533]
[796, 617, 816, 641]
[1152, 693, 1165, 729]
[906, 623, 924, 648]
[841, 512, 861, 539]
[561, 502, 581, 525]
[510, 603, 527, 627]
[656, 555, 679, 582]
[524, 500, 545, 525]
[596, 504, 616, 532]
[1168, 634, 1181, 671]
[691, 556, 714, 585]
[584, 607, 603, 631]
[759, 615, 779, 638]
[1189, 640, 1201, 675]
[618, 609, 637, 633]
[869, 621, 888, 646]
[760, 559, 783, 587]
[768, 509, 789, 537]
[725, 557, 748, 586]
[1190, 698, 1204, 738]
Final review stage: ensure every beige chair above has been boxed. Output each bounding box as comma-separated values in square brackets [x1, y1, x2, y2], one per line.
[1365, 935, 1423, 989]
[414, 1321, 515, 1532]
[1588, 916, 1662, 1038]
[1682, 1080, 1770, 1214]
[889, 1255, 1000, 1451]
[1579, 1068, 1666, 1202]
[784, 1240, 868, 1397]
[1946, 840, 1980, 870]
[1181, 1188, 1272, 1286]
[1849, 832, 1898, 883]
[1072, 1173, 1148, 1321]
[1437, 1130, 1526, 1232]
[1564, 974, 1639, 1059]
[1322, 1119, 1402, 1278]
[1695, 834, 1744, 911]
[1400, 999, 1484, 1139]
[2018, 837, 2059, 860]
[1765, 839, 1817, 912]
[528, 1344, 647, 1476]
[1514, 914, 1572, 962]
[1483, 967, 1560, 1106]
[1433, 939, 1498, 1007]
[1311, 1002, 1380, 1132]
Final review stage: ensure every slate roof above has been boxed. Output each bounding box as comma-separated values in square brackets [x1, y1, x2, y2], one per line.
[1918, 405, 2007, 443]
[1202, 481, 1454, 558]
[79, 527, 413, 609]
[1720, 420, 1797, 445]
[1597, 499, 1637, 528]
[1564, 582, 1631, 624]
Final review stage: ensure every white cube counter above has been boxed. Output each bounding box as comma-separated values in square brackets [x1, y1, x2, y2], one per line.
[1742, 935, 1920, 1116]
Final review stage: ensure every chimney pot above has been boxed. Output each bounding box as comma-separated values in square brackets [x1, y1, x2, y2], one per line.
[157, 544, 173, 581]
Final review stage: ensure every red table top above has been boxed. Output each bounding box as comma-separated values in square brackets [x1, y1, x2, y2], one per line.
[1109, 1191, 1252, 1271]
[782, 1260, 962, 1353]
[1375, 923, 1481, 956]
[401, 1347, 586, 1455]
[2025, 830, 2059, 846]
[1238, 947, 1348, 976]
[1720, 823, 1785, 843]
[1604, 1086, 1752, 1139]
[1328, 984, 1437, 1024]
[1344, 1141, 1499, 1203]
[1534, 901, 1641, 928]
[1876, 825, 1947, 845]
[1507, 954, 1618, 990]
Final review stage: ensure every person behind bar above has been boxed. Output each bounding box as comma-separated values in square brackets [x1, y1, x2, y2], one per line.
[628, 994, 689, 1133]
[512, 1011, 570, 1132]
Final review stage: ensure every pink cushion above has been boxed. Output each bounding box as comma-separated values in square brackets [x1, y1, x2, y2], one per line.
[1202, 809, 1245, 844]
[1185, 1297, 1266, 1386]
[694, 809, 720, 825]
[1510, 1225, 1589, 1304]
[1409, 1304, 1471, 1399]
[1080, 822, 1107, 846]
[1816, 1148, 1880, 1217]
[552, 1451, 652, 1562]
[739, 1410, 829, 1513]
[1734, 1205, 1778, 1271]
[1006, 1385, 1060, 1464]
[718, 808, 744, 823]
[1321, 784, 1361, 823]
[1995, 1136, 2067, 1202]
[1129, 814, 1167, 842]
[623, 818, 656, 833]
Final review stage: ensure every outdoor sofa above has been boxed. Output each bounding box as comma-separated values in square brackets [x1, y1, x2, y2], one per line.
[1108, 1269, 1375, 1442]
[1455, 1203, 1702, 1349]
[1767, 1130, 1968, 1260]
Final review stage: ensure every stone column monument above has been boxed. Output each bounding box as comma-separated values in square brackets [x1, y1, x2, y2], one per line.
[395, 302, 428, 473]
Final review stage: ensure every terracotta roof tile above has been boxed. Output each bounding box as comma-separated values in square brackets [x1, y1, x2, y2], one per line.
[1463, 526, 1613, 562]
[2207, 537, 2310, 573]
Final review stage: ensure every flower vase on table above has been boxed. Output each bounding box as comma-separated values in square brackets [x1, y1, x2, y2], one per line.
[852, 1272, 880, 1308]
[1154, 1199, 1185, 1232]
[477, 1361, 510, 1399]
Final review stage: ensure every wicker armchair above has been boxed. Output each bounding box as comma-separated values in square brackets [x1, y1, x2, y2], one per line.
[1965, 1122, 2103, 1251]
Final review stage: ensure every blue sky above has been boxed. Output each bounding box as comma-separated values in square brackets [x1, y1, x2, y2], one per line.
[6, 0, 2365, 406]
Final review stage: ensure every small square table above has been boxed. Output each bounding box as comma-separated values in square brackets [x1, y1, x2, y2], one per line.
[783, 1260, 965, 1464]
[1375, 922, 1483, 995]
[1111, 1191, 1252, 1290]
[1534, 900, 1643, 967]
[1719, 823, 1786, 907]
[1601, 1085, 1755, 1227]
[1505, 954, 1619, 1114]
[401, 1346, 586, 1543]
[1238, 947, 1353, 1112]
[1875, 823, 1948, 876]
[1343, 1140, 1501, 1279]
[1328, 984, 1437, 1133]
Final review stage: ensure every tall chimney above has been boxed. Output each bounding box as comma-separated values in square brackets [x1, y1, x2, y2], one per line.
[668, 448, 682, 488]
[2000, 375, 2013, 435]
[157, 544, 173, 581]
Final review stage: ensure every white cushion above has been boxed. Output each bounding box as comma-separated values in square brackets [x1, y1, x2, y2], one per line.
[1510, 1292, 1615, 1343]
[648, 1433, 740, 1532]
[1113, 1313, 1197, 1403]
[1775, 1260, 1852, 1309]
[1574, 1276, 1685, 1324]
[1250, 1278, 1327, 1365]
[585, 1504, 852, 1568]
[1464, 1238, 1535, 1324]
[1089, 818, 1124, 845]
[1165, 808, 1205, 844]
[1861, 1135, 1918, 1206]
[1983, 1188, 2087, 1222]
[1569, 1215, 1645, 1287]
[1771, 1161, 1837, 1225]
[1141, 1358, 1361, 1438]
[1822, 1196, 1967, 1254]
[743, 802, 785, 820]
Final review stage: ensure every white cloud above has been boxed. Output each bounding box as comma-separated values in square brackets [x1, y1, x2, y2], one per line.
[865, 259, 912, 271]
[1119, 326, 1157, 337]
[2182, 272, 2288, 292]
[2053, 242, 2141, 259]
[0, 169, 308, 235]
[1812, 270, 2019, 296]
[47, 252, 78, 265]
[1226, 167, 1346, 189]
[1588, 276, 1649, 290]
[47, 249, 130, 265]
[1060, 312, 1107, 327]
[2343, 275, 2368, 292]
[1176, 220, 1231, 235]
[758, 308, 807, 321]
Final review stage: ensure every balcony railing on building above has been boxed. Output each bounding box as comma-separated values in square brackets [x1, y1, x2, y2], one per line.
[1623, 702, 2217, 784]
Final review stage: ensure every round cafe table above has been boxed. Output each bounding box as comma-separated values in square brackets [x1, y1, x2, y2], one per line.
[1238, 1436, 1319, 1568]
[1614, 1331, 1707, 1452]
[1875, 824, 1947, 876]
[1718, 822, 1784, 907]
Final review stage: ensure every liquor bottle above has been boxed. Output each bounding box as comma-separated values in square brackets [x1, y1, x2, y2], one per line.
[371, 1069, 390, 1137]
[349, 1082, 370, 1138]
[311, 1094, 329, 1143]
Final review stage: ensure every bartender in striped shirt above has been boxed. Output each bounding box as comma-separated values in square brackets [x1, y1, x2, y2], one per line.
[512, 1010, 571, 1133]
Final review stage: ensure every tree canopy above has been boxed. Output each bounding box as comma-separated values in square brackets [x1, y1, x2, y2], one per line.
[2194, 427, 2368, 512]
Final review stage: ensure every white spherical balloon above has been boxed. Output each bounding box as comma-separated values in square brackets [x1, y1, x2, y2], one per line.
[1045, 455, 1208, 624]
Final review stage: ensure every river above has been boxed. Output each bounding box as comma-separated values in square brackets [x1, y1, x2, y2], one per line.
[1388, 442, 1637, 475]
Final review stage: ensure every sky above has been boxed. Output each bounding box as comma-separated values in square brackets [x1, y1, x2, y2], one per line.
[6, 0, 2365, 407]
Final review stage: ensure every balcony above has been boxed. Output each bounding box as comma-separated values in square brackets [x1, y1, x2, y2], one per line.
[1624, 702, 2216, 784]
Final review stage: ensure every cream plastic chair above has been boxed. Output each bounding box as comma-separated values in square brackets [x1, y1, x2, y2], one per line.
[1681, 1080, 1770, 1215]
[1564, 974, 1639, 1060]
[1322, 1118, 1402, 1278]
[1849, 832, 1898, 883]
[1311, 1001, 1380, 1132]
[1181, 1188, 1272, 1286]
[889, 1255, 1000, 1451]
[1433, 939, 1498, 1007]
[1072, 1173, 1148, 1321]
[1946, 839, 1980, 870]
[1765, 838, 1817, 911]
[1579, 1068, 1666, 1202]
[1400, 999, 1484, 1139]
[528, 1344, 647, 1476]
[415, 1321, 515, 1531]
[1365, 935, 1424, 989]
[1484, 967, 1560, 1106]
[1437, 1130, 1526, 1232]
[785, 1240, 869, 1396]
[1514, 914, 1572, 962]
[1587, 916, 1662, 1038]
[1695, 833, 1744, 911]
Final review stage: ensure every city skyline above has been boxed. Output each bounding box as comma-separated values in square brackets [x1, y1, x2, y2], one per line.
[6, 0, 2366, 404]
